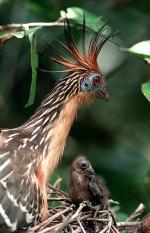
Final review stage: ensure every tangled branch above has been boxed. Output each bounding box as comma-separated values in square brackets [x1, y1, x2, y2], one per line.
[28, 178, 144, 233]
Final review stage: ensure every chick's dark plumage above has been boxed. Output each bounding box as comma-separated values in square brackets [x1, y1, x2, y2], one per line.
[68, 155, 109, 210]
[140, 214, 150, 233]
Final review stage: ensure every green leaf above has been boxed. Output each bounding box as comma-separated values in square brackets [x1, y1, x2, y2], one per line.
[27, 26, 42, 40]
[122, 40, 150, 62]
[141, 81, 150, 102]
[25, 26, 41, 107]
[0, 30, 25, 38]
[123, 41, 150, 101]
[60, 7, 110, 32]
[0, 28, 26, 45]
[0, 25, 38, 45]
[144, 57, 150, 64]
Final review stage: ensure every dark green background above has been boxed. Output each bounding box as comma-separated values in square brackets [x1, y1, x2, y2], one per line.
[0, 0, 150, 218]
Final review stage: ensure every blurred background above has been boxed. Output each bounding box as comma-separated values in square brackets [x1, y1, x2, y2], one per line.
[0, 0, 150, 218]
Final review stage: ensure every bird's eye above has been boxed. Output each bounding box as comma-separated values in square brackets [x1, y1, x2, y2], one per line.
[85, 83, 89, 88]
[79, 160, 88, 169]
[92, 76, 101, 86]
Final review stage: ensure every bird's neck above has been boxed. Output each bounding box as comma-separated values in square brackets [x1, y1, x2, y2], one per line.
[42, 93, 85, 179]
[23, 88, 86, 180]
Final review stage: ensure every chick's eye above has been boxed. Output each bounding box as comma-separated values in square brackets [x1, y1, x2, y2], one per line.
[92, 76, 101, 86]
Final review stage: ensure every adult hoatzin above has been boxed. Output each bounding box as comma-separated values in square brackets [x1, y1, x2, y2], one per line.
[0, 18, 113, 232]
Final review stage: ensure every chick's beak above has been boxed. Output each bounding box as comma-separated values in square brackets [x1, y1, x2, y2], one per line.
[87, 165, 95, 175]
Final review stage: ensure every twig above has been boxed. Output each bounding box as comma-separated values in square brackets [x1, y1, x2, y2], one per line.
[74, 227, 82, 233]
[54, 213, 73, 233]
[70, 203, 86, 220]
[109, 199, 120, 205]
[28, 178, 144, 233]
[30, 205, 73, 232]
[52, 177, 62, 189]
[107, 212, 113, 233]
[0, 19, 120, 48]
[77, 213, 91, 222]
[99, 224, 109, 233]
[48, 184, 69, 198]
[46, 178, 63, 197]
[47, 197, 71, 202]
[111, 225, 120, 233]
[0, 21, 65, 31]
[53, 203, 88, 233]
[87, 218, 109, 222]
[126, 203, 144, 222]
[118, 221, 142, 229]
[77, 218, 86, 233]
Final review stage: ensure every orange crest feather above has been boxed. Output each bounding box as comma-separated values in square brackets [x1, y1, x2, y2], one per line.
[48, 17, 115, 74]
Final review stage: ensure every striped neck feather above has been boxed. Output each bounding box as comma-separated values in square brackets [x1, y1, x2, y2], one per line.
[20, 72, 85, 163]
[23, 72, 80, 132]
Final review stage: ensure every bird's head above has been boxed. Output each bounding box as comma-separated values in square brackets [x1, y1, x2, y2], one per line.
[48, 17, 115, 102]
[71, 155, 95, 175]
[80, 72, 108, 101]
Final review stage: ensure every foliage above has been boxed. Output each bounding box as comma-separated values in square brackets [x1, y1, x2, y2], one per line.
[142, 81, 150, 102]
[0, 7, 110, 106]
[122, 40, 150, 102]
[60, 7, 107, 31]
[25, 27, 41, 107]
[0, 0, 150, 217]
[122, 40, 150, 62]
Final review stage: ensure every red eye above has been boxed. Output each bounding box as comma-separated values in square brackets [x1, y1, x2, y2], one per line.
[92, 76, 101, 86]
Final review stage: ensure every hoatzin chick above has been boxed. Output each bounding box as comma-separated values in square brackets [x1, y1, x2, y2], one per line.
[69, 155, 109, 210]
[0, 17, 114, 232]
[140, 214, 150, 233]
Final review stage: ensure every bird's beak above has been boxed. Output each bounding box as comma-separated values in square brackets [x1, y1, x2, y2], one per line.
[96, 85, 109, 101]
[87, 165, 95, 175]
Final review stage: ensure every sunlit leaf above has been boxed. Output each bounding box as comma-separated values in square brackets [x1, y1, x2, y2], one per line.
[141, 81, 150, 102]
[0, 30, 25, 38]
[123, 41, 150, 101]
[60, 7, 110, 32]
[25, 26, 42, 107]
[122, 40, 150, 62]
[144, 57, 150, 64]
[0, 25, 33, 45]
[0, 28, 26, 45]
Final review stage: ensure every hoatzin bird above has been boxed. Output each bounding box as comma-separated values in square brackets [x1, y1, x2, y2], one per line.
[68, 155, 109, 210]
[0, 18, 114, 232]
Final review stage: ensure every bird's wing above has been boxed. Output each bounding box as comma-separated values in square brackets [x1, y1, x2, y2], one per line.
[0, 143, 42, 232]
[89, 175, 104, 197]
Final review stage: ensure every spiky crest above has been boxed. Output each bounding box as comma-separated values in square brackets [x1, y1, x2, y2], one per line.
[47, 17, 115, 74]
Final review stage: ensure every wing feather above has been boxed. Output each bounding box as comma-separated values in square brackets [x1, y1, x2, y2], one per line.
[0, 134, 42, 232]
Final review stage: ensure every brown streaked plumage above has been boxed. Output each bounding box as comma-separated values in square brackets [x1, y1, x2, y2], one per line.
[68, 155, 109, 210]
[140, 214, 150, 233]
[0, 17, 113, 232]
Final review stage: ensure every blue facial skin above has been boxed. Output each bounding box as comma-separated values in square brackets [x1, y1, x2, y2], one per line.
[80, 73, 101, 93]
[80, 73, 108, 100]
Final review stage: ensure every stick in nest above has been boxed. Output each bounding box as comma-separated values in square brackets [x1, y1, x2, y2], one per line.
[28, 178, 145, 233]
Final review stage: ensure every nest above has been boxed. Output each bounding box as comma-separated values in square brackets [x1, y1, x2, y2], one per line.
[29, 178, 144, 233]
